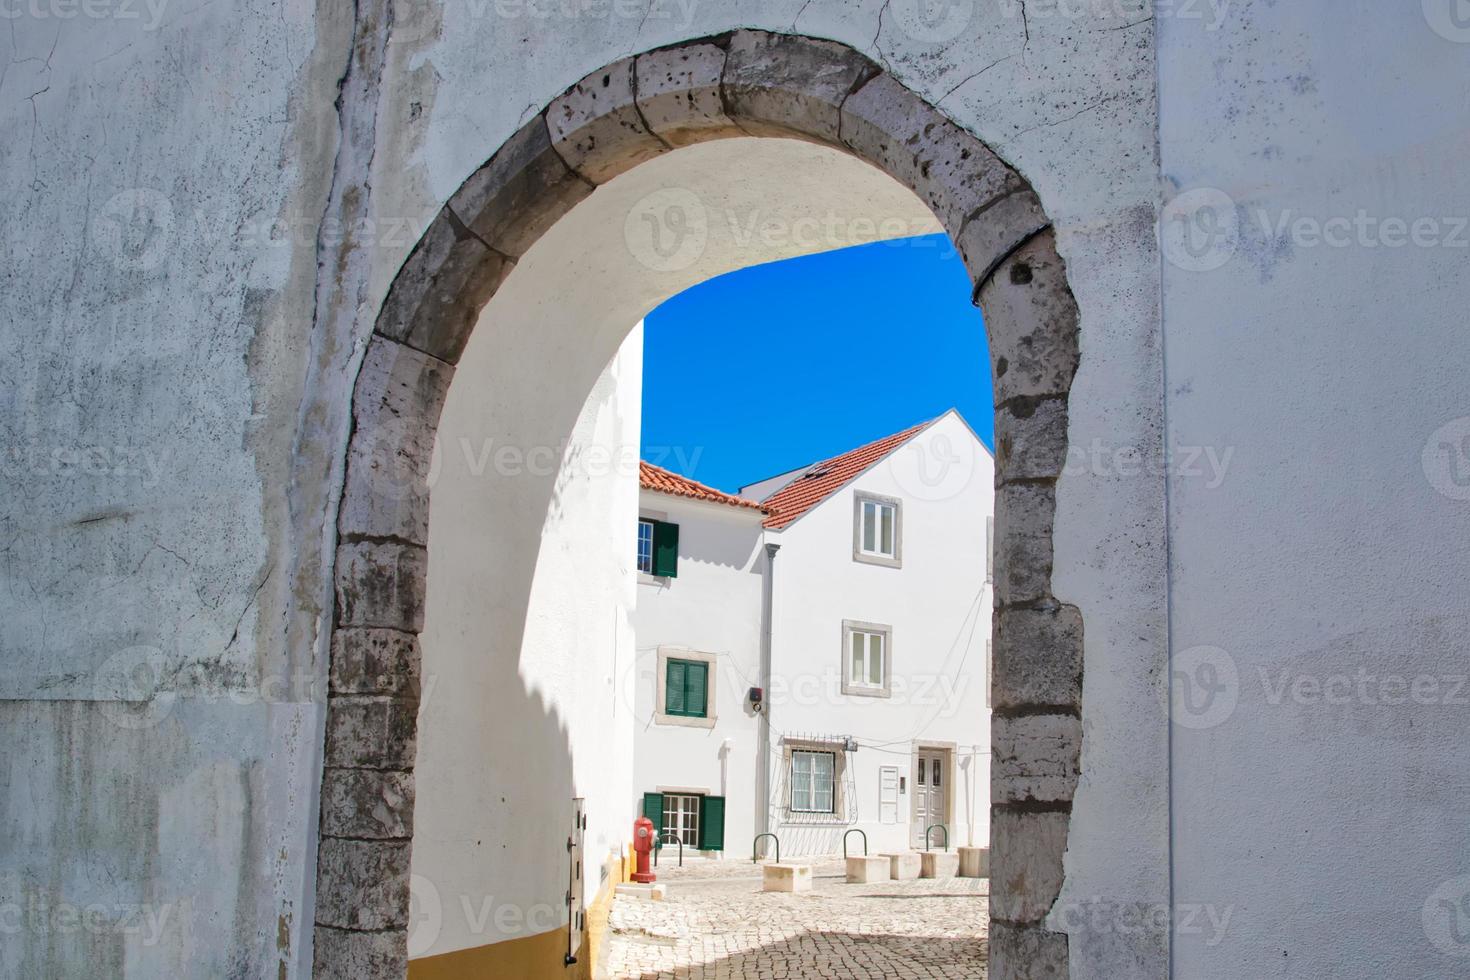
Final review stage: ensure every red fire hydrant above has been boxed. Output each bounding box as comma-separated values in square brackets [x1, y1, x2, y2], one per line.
[631, 816, 657, 884]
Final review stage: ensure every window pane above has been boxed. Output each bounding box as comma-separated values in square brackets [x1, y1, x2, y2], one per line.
[869, 634, 883, 686]
[850, 633, 864, 683]
[880, 505, 894, 555]
[932, 760, 942, 786]
[918, 758, 926, 785]
[862, 502, 876, 551]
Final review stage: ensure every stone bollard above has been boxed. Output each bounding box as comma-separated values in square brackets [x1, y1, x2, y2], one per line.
[881, 852, 922, 880]
[957, 846, 990, 878]
[762, 863, 812, 893]
[845, 855, 889, 883]
[920, 851, 960, 878]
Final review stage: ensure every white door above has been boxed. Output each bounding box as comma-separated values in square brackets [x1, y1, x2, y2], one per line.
[878, 766, 900, 824]
[912, 751, 948, 847]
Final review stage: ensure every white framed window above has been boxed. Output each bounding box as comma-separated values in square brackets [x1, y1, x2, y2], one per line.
[636, 519, 655, 574]
[852, 492, 902, 567]
[789, 750, 835, 814]
[661, 793, 701, 846]
[841, 620, 891, 697]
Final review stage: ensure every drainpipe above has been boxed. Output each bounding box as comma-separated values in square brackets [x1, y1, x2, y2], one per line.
[756, 540, 780, 845]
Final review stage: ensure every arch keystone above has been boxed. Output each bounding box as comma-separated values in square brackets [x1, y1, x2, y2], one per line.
[635, 43, 741, 146]
[723, 30, 875, 144]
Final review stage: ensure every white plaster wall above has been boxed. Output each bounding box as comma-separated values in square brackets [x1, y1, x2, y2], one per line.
[764, 414, 994, 856]
[1158, 4, 1470, 976]
[631, 492, 767, 857]
[410, 314, 642, 958]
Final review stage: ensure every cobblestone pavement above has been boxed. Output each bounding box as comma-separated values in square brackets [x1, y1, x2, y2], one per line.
[605, 857, 989, 979]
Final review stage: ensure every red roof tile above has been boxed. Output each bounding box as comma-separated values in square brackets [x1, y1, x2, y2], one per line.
[639, 461, 767, 512]
[757, 419, 935, 529]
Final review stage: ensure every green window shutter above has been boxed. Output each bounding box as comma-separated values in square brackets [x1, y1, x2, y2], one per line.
[698, 795, 725, 851]
[666, 660, 687, 715]
[652, 521, 679, 577]
[684, 661, 708, 718]
[642, 792, 664, 849]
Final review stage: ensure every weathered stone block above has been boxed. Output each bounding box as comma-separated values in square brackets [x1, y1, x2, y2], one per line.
[958, 188, 1050, 292]
[723, 30, 873, 144]
[339, 337, 453, 545]
[320, 767, 415, 839]
[993, 482, 1056, 604]
[312, 925, 407, 980]
[845, 854, 889, 883]
[992, 714, 1082, 805]
[374, 209, 509, 363]
[989, 920, 1069, 979]
[547, 57, 667, 184]
[315, 839, 411, 931]
[324, 695, 419, 770]
[335, 540, 428, 631]
[635, 43, 740, 146]
[995, 395, 1070, 484]
[993, 603, 1083, 711]
[329, 628, 421, 697]
[920, 850, 960, 878]
[448, 116, 593, 257]
[840, 72, 1021, 236]
[882, 851, 922, 880]
[990, 809, 1069, 925]
[978, 229, 1080, 405]
[762, 862, 812, 892]
[957, 845, 989, 878]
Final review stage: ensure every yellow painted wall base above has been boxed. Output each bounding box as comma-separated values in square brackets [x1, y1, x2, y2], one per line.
[409, 852, 627, 980]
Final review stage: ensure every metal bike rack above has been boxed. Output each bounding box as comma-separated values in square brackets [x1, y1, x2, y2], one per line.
[842, 828, 868, 858]
[752, 832, 780, 864]
[654, 831, 683, 868]
[924, 824, 949, 852]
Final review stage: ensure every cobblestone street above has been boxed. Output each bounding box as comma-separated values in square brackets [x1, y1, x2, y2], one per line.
[604, 857, 989, 979]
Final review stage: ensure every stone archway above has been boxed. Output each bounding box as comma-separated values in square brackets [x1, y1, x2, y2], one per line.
[313, 30, 1084, 979]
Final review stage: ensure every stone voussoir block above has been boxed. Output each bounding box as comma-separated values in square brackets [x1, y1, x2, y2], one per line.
[448, 115, 593, 258]
[335, 539, 428, 632]
[324, 695, 420, 770]
[993, 481, 1056, 605]
[992, 714, 1082, 805]
[993, 603, 1083, 712]
[988, 920, 1070, 979]
[374, 208, 510, 364]
[320, 767, 415, 839]
[840, 72, 1022, 237]
[547, 57, 668, 184]
[635, 43, 742, 146]
[329, 627, 421, 697]
[313, 925, 407, 980]
[995, 394, 1070, 484]
[990, 809, 1069, 925]
[979, 228, 1081, 406]
[722, 30, 875, 145]
[339, 336, 453, 545]
[958, 188, 1051, 293]
[315, 838, 412, 931]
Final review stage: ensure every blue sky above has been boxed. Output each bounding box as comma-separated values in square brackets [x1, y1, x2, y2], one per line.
[640, 233, 994, 493]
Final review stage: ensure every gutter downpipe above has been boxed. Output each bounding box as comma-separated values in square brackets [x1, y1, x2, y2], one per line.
[756, 540, 780, 852]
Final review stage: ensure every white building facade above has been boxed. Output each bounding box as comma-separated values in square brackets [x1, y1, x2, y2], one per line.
[633, 411, 994, 861]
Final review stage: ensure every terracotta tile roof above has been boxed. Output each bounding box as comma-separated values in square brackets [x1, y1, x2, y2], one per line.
[757, 419, 936, 530]
[639, 461, 767, 512]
